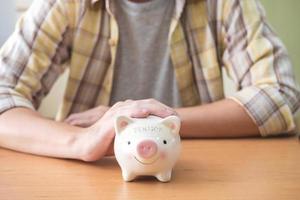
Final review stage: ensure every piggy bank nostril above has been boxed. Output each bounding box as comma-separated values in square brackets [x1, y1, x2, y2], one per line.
[137, 140, 158, 159]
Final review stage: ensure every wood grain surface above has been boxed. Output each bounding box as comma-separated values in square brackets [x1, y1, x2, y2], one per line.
[1, 137, 299, 200]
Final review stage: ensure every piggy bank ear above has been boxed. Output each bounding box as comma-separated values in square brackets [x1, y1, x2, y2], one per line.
[160, 115, 181, 134]
[115, 116, 133, 135]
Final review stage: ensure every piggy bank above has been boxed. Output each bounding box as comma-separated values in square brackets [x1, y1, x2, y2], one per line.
[114, 115, 181, 182]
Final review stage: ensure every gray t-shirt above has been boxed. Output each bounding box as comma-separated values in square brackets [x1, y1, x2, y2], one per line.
[110, 0, 182, 107]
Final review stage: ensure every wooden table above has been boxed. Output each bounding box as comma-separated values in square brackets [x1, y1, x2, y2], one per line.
[0, 137, 299, 200]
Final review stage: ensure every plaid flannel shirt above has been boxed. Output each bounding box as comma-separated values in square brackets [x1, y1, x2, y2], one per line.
[0, 0, 299, 136]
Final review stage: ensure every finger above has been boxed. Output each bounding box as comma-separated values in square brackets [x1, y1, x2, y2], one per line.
[142, 99, 175, 114]
[67, 119, 81, 126]
[124, 99, 133, 103]
[69, 119, 93, 128]
[65, 117, 76, 125]
[105, 99, 176, 120]
[131, 105, 173, 118]
[105, 141, 115, 156]
[117, 104, 171, 118]
[64, 116, 73, 123]
[132, 100, 175, 117]
[128, 108, 151, 118]
[64, 113, 80, 123]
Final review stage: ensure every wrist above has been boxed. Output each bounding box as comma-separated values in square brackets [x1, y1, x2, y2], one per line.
[74, 119, 115, 161]
[67, 126, 88, 160]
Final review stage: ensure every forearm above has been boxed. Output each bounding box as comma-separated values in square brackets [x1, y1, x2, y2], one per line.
[0, 108, 84, 159]
[0, 99, 177, 161]
[176, 99, 260, 138]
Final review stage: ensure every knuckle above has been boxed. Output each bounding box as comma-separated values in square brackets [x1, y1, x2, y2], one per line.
[126, 100, 139, 108]
[143, 98, 155, 104]
[149, 98, 157, 103]
[125, 99, 133, 103]
[113, 101, 123, 108]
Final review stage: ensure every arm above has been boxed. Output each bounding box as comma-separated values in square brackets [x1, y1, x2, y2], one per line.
[0, 108, 86, 159]
[64, 106, 110, 127]
[0, 0, 87, 158]
[63, 99, 259, 138]
[0, 100, 176, 161]
[176, 99, 259, 138]
[62, 1, 300, 138]
[0, 2, 177, 160]
[211, 0, 299, 137]
[176, 0, 300, 138]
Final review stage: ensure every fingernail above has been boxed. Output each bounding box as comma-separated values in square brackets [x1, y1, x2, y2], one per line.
[130, 109, 149, 118]
[142, 109, 149, 114]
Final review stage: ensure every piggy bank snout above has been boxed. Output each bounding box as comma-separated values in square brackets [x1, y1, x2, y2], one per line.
[137, 140, 158, 159]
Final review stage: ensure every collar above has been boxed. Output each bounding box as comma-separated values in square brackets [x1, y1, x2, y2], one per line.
[90, 0, 186, 19]
[91, 0, 101, 4]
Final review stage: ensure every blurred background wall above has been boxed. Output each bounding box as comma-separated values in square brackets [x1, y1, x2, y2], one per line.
[261, 0, 300, 81]
[0, 1, 16, 45]
[0, 0, 299, 130]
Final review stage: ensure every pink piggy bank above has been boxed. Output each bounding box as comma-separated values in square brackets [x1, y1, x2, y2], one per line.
[114, 115, 181, 182]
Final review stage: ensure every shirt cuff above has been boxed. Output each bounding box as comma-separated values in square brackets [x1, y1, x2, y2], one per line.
[228, 86, 296, 137]
[0, 94, 35, 115]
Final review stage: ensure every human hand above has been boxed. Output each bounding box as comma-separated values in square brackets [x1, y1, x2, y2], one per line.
[77, 99, 177, 161]
[64, 106, 110, 128]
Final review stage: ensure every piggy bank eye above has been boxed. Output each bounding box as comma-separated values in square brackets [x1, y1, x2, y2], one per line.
[163, 140, 167, 145]
[127, 141, 131, 145]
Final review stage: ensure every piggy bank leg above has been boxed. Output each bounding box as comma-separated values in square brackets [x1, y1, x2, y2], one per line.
[156, 170, 172, 182]
[122, 170, 136, 182]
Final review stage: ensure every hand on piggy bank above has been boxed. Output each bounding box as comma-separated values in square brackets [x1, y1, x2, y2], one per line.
[114, 115, 181, 182]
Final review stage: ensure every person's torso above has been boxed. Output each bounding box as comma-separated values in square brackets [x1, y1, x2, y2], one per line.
[110, 0, 182, 107]
[56, 0, 224, 120]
